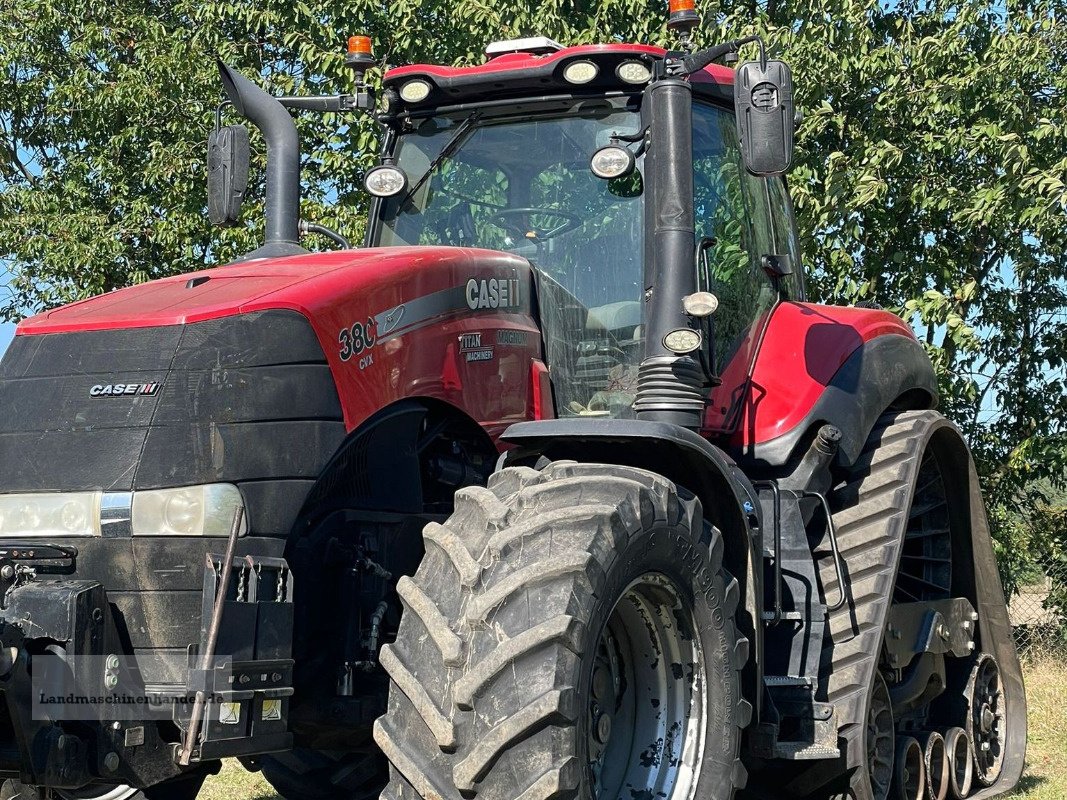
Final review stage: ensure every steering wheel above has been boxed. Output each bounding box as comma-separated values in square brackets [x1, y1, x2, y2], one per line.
[492, 207, 582, 242]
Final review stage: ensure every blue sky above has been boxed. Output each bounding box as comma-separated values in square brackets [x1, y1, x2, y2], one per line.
[0, 322, 12, 356]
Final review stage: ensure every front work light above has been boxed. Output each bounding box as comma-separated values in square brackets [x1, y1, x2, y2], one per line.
[617, 61, 652, 84]
[399, 79, 432, 103]
[683, 291, 720, 317]
[364, 165, 408, 197]
[590, 146, 636, 180]
[663, 328, 702, 353]
[563, 60, 599, 85]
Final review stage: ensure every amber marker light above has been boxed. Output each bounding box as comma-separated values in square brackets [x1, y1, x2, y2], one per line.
[667, 0, 700, 35]
[346, 35, 375, 69]
[348, 35, 373, 56]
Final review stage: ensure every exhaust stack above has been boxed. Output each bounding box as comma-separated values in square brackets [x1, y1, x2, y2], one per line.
[217, 60, 307, 260]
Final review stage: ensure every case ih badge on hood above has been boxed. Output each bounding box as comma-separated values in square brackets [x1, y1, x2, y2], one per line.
[89, 382, 161, 397]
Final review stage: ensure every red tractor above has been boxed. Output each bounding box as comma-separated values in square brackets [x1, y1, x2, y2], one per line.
[0, 6, 1024, 800]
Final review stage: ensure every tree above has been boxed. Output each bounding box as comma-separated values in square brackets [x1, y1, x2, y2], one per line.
[0, 0, 1064, 583]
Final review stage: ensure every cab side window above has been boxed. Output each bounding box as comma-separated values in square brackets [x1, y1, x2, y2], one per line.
[691, 102, 777, 376]
[767, 176, 804, 300]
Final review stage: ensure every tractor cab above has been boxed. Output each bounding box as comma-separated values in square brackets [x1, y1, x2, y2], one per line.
[365, 37, 802, 425]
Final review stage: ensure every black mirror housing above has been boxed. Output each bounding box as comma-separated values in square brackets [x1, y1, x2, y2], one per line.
[735, 60, 795, 177]
[207, 124, 250, 226]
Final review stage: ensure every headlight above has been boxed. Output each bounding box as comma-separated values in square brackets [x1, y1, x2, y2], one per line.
[0, 484, 247, 538]
[132, 484, 246, 537]
[617, 61, 652, 85]
[364, 165, 408, 198]
[590, 145, 636, 179]
[0, 492, 101, 537]
[563, 60, 599, 85]
[398, 79, 432, 103]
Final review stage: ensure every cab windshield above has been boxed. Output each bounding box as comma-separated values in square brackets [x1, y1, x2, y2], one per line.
[371, 100, 784, 421]
[373, 101, 646, 416]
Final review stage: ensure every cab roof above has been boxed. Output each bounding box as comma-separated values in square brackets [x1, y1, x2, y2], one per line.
[383, 43, 734, 110]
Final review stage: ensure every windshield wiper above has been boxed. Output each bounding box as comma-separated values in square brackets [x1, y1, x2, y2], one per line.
[398, 111, 482, 209]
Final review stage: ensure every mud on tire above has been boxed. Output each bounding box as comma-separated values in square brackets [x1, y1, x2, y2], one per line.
[374, 461, 750, 800]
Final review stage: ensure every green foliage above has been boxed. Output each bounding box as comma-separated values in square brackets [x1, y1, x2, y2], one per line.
[767, 0, 1067, 590]
[0, 0, 1064, 584]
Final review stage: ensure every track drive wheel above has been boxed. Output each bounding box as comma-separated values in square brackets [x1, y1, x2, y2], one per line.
[964, 654, 1005, 787]
[258, 748, 386, 799]
[374, 462, 751, 800]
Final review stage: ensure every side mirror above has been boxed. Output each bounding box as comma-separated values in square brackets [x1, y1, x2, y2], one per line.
[735, 60, 795, 177]
[207, 124, 250, 226]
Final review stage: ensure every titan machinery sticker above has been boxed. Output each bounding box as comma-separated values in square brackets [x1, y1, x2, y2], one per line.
[459, 332, 494, 362]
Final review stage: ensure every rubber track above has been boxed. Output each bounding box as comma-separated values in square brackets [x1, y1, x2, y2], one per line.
[805, 411, 940, 800]
[374, 462, 750, 800]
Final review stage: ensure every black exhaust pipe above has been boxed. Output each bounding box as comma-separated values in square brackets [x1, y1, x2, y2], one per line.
[217, 60, 307, 260]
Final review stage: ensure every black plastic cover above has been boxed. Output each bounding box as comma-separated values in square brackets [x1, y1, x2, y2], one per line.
[735, 60, 795, 176]
[207, 124, 250, 226]
[0, 309, 345, 536]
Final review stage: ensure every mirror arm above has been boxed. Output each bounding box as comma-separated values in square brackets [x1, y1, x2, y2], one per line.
[675, 35, 764, 75]
[214, 100, 232, 131]
[300, 220, 351, 249]
[277, 92, 376, 113]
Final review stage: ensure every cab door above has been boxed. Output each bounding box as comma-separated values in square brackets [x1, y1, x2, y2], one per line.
[691, 101, 803, 436]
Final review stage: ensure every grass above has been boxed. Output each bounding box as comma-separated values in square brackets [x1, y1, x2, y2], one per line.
[200, 660, 1067, 800]
[1002, 657, 1067, 800]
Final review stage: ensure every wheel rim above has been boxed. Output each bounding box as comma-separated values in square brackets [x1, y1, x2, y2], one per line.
[968, 655, 1005, 786]
[922, 731, 949, 800]
[587, 573, 705, 800]
[945, 727, 973, 798]
[867, 673, 895, 800]
[898, 451, 953, 602]
[893, 737, 924, 800]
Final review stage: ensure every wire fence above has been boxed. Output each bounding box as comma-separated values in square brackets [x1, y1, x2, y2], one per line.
[1009, 561, 1067, 661]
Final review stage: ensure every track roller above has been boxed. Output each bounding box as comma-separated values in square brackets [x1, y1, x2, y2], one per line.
[918, 731, 948, 800]
[944, 727, 973, 799]
[892, 737, 925, 800]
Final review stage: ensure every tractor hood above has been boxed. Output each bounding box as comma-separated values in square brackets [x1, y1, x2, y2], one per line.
[17, 246, 530, 335]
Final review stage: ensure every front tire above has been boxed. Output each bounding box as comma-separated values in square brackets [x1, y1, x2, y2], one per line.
[374, 461, 750, 800]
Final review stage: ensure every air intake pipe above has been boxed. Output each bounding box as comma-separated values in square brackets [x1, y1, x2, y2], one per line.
[217, 60, 308, 260]
[633, 74, 707, 429]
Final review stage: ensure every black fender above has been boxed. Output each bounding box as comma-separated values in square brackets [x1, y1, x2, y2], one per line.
[500, 418, 766, 717]
[293, 397, 498, 528]
[283, 398, 498, 745]
[740, 333, 938, 472]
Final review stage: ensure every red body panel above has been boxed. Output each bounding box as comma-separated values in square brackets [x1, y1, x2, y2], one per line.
[385, 43, 734, 87]
[703, 301, 919, 448]
[19, 259, 914, 450]
[17, 247, 543, 439]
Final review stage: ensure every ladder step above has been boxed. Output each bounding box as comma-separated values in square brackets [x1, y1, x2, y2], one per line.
[764, 675, 813, 688]
[774, 742, 841, 761]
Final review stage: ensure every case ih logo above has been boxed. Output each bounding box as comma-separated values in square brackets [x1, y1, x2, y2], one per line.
[465, 278, 521, 310]
[90, 383, 161, 398]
